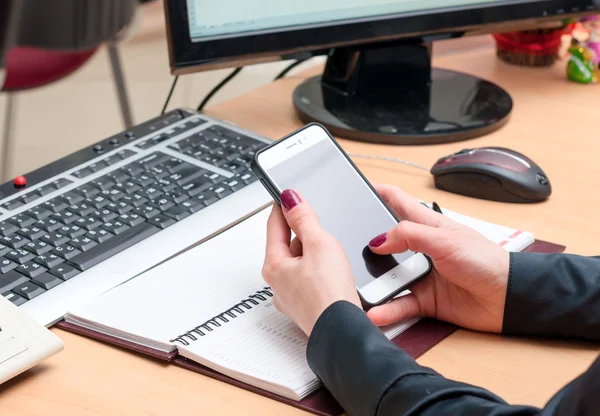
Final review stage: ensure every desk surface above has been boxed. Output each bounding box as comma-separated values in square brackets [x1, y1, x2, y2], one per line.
[2, 42, 599, 415]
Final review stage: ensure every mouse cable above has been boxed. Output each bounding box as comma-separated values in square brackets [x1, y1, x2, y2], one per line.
[347, 153, 430, 173]
[274, 59, 309, 81]
[161, 75, 179, 115]
[197, 67, 244, 112]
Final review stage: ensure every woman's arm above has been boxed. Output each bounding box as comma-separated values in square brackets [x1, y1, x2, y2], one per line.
[503, 253, 600, 342]
[308, 301, 600, 416]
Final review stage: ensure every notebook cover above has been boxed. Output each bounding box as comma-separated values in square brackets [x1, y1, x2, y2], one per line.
[55, 239, 566, 416]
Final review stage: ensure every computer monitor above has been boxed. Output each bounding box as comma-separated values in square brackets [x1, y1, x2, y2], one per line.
[165, 1, 596, 144]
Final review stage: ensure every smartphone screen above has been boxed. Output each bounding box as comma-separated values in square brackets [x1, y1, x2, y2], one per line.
[255, 124, 430, 305]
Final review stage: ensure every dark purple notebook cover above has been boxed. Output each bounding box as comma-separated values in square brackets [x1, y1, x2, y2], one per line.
[55, 239, 566, 416]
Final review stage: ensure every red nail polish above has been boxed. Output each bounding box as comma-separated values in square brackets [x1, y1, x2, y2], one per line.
[369, 233, 387, 248]
[281, 189, 301, 212]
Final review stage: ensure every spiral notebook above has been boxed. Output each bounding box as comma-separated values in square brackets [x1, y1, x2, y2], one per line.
[61, 204, 563, 414]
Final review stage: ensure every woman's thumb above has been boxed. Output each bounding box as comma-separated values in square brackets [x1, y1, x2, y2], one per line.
[368, 220, 455, 258]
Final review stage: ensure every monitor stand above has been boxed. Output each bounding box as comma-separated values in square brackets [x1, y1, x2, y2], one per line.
[292, 40, 512, 145]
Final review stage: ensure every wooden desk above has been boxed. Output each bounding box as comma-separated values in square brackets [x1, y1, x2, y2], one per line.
[2, 44, 599, 415]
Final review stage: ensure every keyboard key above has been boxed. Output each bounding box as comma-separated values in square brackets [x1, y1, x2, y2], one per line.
[147, 215, 176, 229]
[102, 221, 129, 235]
[72, 167, 94, 178]
[103, 154, 123, 166]
[0, 244, 9, 257]
[135, 205, 160, 219]
[221, 160, 246, 173]
[20, 192, 40, 204]
[43, 198, 69, 213]
[164, 189, 189, 204]
[225, 179, 244, 192]
[122, 163, 144, 176]
[0, 257, 18, 273]
[13, 281, 45, 299]
[136, 139, 155, 150]
[88, 161, 108, 173]
[59, 224, 86, 238]
[23, 240, 52, 255]
[117, 149, 136, 159]
[117, 212, 145, 227]
[142, 186, 163, 200]
[52, 178, 73, 189]
[167, 165, 204, 185]
[0, 234, 29, 249]
[180, 198, 204, 213]
[91, 177, 115, 191]
[1, 199, 24, 210]
[89, 195, 110, 209]
[131, 173, 154, 187]
[67, 222, 160, 271]
[37, 184, 57, 196]
[6, 248, 36, 264]
[69, 237, 97, 252]
[151, 197, 175, 212]
[8, 213, 35, 228]
[76, 184, 100, 198]
[100, 188, 125, 202]
[153, 178, 177, 192]
[2, 291, 27, 306]
[18, 226, 46, 241]
[0, 271, 29, 293]
[51, 210, 79, 225]
[162, 157, 186, 173]
[34, 253, 64, 268]
[27, 206, 52, 221]
[32, 272, 64, 290]
[137, 152, 170, 169]
[181, 178, 212, 196]
[113, 180, 140, 195]
[74, 217, 102, 231]
[237, 171, 258, 185]
[202, 172, 224, 184]
[62, 191, 84, 205]
[164, 206, 191, 221]
[68, 202, 95, 217]
[107, 201, 133, 215]
[0, 222, 18, 236]
[85, 229, 113, 243]
[212, 186, 232, 199]
[52, 244, 81, 260]
[49, 263, 80, 280]
[106, 169, 129, 184]
[92, 208, 118, 222]
[126, 194, 149, 208]
[16, 261, 48, 278]
[149, 166, 169, 179]
[42, 232, 70, 247]
[195, 191, 219, 207]
[34, 218, 61, 232]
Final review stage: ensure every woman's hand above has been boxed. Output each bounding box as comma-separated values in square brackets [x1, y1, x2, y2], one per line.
[367, 184, 510, 333]
[262, 189, 361, 336]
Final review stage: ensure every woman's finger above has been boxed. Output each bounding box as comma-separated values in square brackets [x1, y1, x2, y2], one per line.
[374, 184, 459, 229]
[265, 204, 292, 264]
[280, 189, 327, 247]
[366, 293, 422, 327]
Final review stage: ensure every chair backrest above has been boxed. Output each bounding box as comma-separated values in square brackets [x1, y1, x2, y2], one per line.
[16, 0, 137, 51]
[0, 1, 24, 88]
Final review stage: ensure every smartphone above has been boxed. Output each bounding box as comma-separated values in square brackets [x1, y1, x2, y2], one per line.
[252, 123, 432, 306]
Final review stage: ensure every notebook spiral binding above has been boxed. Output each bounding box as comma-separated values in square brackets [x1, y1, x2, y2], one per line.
[170, 287, 274, 346]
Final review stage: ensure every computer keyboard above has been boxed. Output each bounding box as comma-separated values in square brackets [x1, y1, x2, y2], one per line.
[0, 109, 272, 326]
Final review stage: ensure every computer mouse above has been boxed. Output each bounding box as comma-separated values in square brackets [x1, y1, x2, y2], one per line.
[430, 147, 551, 203]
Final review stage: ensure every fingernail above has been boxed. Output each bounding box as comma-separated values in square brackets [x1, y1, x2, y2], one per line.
[281, 189, 301, 213]
[369, 233, 387, 248]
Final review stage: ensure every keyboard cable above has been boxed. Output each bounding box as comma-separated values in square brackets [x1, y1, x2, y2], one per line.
[347, 153, 431, 173]
[161, 75, 179, 115]
[197, 67, 244, 112]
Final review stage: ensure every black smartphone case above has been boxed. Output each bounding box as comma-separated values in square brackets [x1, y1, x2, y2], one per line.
[250, 123, 432, 307]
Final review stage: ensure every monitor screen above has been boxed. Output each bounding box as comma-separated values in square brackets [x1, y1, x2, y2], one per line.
[187, 0, 527, 41]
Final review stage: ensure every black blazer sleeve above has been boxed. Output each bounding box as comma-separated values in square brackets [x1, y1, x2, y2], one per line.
[502, 253, 600, 341]
[307, 301, 600, 416]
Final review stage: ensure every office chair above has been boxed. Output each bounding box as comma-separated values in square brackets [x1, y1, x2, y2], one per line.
[0, 0, 137, 181]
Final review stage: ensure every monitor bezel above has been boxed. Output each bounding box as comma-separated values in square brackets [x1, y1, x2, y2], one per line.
[165, 0, 594, 74]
